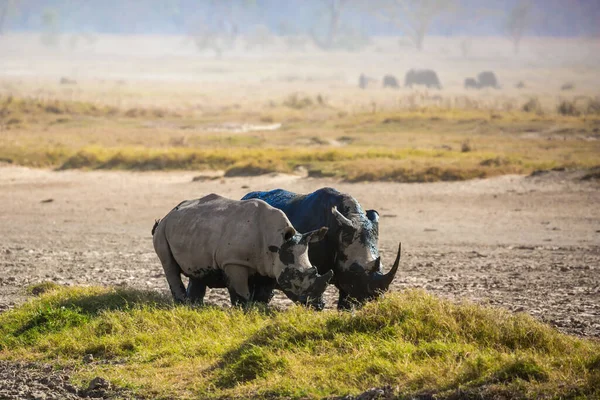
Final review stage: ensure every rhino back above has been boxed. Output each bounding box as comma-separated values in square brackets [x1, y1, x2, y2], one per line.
[163, 194, 282, 277]
[243, 188, 345, 272]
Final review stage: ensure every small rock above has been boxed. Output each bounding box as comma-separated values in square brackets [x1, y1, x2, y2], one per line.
[241, 185, 249, 189]
[87, 376, 110, 391]
[40, 198, 54, 203]
[30, 390, 47, 400]
[83, 354, 94, 363]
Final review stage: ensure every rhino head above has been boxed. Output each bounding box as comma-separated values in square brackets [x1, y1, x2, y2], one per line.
[269, 227, 333, 310]
[332, 206, 401, 308]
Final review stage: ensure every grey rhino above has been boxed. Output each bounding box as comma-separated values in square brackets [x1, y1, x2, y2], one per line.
[152, 194, 333, 306]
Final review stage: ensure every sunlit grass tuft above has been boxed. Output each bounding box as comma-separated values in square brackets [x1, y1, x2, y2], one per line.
[1, 285, 598, 399]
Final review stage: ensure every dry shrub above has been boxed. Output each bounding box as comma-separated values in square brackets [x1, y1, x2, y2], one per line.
[461, 140, 472, 152]
[168, 136, 187, 147]
[587, 97, 600, 115]
[557, 100, 580, 116]
[522, 98, 542, 114]
[283, 93, 313, 109]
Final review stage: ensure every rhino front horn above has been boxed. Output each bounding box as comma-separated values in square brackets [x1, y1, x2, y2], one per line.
[378, 243, 401, 290]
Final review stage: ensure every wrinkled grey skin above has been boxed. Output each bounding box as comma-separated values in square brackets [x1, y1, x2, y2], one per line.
[152, 194, 332, 307]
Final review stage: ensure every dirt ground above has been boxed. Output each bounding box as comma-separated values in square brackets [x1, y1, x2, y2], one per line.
[0, 165, 599, 339]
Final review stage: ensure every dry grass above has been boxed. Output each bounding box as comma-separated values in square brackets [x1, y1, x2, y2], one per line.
[1, 94, 599, 182]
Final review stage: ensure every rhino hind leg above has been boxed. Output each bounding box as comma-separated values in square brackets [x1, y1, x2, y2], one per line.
[153, 234, 186, 304]
[186, 278, 207, 305]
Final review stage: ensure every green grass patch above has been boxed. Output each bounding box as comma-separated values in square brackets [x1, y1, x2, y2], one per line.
[1, 285, 598, 399]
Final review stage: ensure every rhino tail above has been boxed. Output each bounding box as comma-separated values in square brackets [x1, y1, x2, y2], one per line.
[152, 219, 161, 236]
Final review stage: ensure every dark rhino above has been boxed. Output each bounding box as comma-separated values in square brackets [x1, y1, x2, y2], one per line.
[239, 188, 401, 310]
[464, 77, 479, 89]
[405, 69, 442, 89]
[382, 74, 400, 89]
[153, 194, 332, 307]
[477, 71, 500, 89]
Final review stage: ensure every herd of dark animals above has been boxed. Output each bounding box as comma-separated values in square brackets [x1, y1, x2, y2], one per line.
[361, 69, 575, 91]
[152, 187, 401, 311]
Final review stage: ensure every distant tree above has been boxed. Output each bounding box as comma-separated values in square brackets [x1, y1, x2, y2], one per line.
[189, 0, 255, 57]
[505, 0, 533, 54]
[310, 0, 370, 51]
[40, 8, 60, 47]
[0, 0, 23, 35]
[311, 0, 347, 49]
[374, 0, 456, 51]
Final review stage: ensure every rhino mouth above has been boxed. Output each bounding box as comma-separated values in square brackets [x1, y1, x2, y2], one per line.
[336, 243, 402, 306]
[278, 268, 334, 309]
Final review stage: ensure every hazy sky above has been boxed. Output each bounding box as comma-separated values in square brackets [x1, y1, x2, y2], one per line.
[2, 0, 599, 37]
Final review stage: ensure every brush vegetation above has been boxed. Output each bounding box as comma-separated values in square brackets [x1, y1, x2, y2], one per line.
[0, 284, 598, 399]
[1, 95, 599, 182]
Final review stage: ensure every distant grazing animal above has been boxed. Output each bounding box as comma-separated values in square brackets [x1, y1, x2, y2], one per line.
[515, 81, 526, 89]
[476, 71, 500, 89]
[561, 82, 574, 91]
[358, 74, 377, 89]
[382, 74, 400, 89]
[59, 77, 77, 85]
[239, 188, 401, 310]
[464, 78, 479, 89]
[152, 194, 332, 307]
[405, 69, 442, 89]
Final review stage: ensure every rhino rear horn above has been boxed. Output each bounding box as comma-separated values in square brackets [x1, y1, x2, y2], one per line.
[303, 227, 328, 243]
[332, 206, 354, 228]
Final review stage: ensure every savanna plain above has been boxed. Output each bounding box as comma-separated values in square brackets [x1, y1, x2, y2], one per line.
[0, 34, 599, 399]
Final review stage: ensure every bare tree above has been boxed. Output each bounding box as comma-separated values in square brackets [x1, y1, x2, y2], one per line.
[0, 0, 22, 35]
[310, 0, 370, 51]
[188, 0, 254, 57]
[506, 0, 533, 54]
[375, 0, 456, 51]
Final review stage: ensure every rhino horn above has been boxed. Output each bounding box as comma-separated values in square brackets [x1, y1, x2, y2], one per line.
[332, 206, 354, 228]
[370, 243, 401, 292]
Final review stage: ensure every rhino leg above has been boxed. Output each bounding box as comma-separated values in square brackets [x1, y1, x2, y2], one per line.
[223, 264, 250, 307]
[248, 275, 276, 304]
[337, 290, 360, 311]
[186, 278, 207, 305]
[155, 252, 186, 304]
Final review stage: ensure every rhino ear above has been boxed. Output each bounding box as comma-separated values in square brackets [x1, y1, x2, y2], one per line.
[305, 227, 328, 243]
[366, 210, 379, 223]
[283, 227, 296, 242]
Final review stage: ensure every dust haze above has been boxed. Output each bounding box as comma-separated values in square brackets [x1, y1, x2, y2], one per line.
[1, 0, 599, 110]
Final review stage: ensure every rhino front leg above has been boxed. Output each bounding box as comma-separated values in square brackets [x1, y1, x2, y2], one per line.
[186, 278, 207, 305]
[337, 290, 353, 311]
[223, 264, 250, 307]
